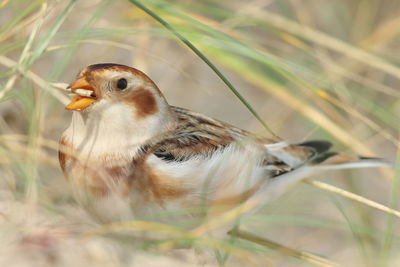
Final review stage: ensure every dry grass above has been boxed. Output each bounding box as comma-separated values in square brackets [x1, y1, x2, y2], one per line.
[0, 0, 399, 266]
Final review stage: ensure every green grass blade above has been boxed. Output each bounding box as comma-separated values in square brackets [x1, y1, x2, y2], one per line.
[126, 0, 278, 138]
[26, 0, 77, 68]
[48, 0, 114, 81]
[0, 0, 40, 35]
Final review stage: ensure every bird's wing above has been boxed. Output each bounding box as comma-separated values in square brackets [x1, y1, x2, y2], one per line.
[148, 106, 253, 161]
[144, 107, 333, 193]
[149, 106, 329, 174]
[142, 106, 389, 212]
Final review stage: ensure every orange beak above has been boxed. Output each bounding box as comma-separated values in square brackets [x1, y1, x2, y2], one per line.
[66, 77, 97, 111]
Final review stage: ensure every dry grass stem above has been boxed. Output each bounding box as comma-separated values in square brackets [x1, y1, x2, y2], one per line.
[229, 229, 340, 267]
[306, 180, 400, 219]
[245, 9, 400, 80]
[0, 55, 70, 104]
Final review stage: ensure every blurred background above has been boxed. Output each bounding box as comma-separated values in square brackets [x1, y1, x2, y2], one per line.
[0, 0, 399, 266]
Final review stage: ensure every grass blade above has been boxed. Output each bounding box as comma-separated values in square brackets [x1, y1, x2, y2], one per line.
[380, 148, 400, 264]
[126, 0, 278, 137]
[229, 229, 339, 267]
[26, 0, 77, 67]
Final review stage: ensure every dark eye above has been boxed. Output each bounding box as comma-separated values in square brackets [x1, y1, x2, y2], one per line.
[116, 78, 127, 90]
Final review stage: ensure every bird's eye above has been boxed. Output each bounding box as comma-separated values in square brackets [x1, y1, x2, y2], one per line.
[116, 78, 128, 90]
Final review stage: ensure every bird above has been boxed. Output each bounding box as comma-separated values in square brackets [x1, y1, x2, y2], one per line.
[58, 63, 390, 224]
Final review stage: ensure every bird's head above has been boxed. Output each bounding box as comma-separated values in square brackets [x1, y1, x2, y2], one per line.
[66, 63, 167, 119]
[63, 64, 177, 152]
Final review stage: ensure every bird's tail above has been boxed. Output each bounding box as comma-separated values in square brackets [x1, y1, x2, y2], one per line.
[252, 141, 393, 212]
[298, 140, 392, 168]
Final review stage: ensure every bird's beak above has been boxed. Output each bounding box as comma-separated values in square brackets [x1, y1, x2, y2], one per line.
[66, 77, 97, 111]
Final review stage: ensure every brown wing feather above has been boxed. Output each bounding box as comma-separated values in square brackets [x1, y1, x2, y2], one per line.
[145, 107, 332, 178]
[149, 106, 242, 161]
[144, 107, 284, 165]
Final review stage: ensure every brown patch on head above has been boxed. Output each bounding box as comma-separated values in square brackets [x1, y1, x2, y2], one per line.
[75, 63, 164, 103]
[126, 88, 158, 119]
[85, 63, 158, 88]
[87, 63, 125, 72]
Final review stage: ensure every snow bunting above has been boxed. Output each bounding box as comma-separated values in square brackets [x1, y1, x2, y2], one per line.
[59, 63, 389, 223]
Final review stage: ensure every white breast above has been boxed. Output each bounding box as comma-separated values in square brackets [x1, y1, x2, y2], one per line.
[65, 101, 140, 156]
[61, 100, 179, 221]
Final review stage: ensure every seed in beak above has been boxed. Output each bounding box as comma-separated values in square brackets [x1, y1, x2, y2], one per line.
[74, 89, 94, 97]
